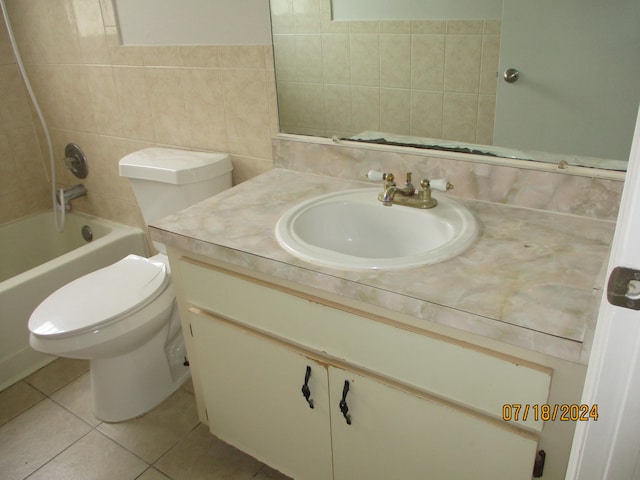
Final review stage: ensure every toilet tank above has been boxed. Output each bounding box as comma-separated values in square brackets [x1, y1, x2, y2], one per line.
[119, 148, 232, 227]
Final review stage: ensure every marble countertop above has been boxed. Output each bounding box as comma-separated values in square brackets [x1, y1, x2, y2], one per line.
[150, 168, 615, 363]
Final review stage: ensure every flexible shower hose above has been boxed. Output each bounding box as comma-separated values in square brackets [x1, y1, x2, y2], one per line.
[0, 0, 65, 231]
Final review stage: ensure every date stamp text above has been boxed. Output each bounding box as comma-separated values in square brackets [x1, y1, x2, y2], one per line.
[502, 403, 599, 422]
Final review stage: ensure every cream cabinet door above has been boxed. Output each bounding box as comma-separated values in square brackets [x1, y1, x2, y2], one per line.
[189, 309, 333, 480]
[329, 366, 539, 480]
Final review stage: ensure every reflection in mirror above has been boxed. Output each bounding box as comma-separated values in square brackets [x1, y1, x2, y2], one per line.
[271, 0, 640, 171]
[113, 0, 271, 45]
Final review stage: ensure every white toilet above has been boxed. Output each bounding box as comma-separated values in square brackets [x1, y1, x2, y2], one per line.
[28, 148, 232, 422]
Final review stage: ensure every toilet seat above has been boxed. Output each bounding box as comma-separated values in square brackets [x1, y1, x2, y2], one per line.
[29, 254, 169, 338]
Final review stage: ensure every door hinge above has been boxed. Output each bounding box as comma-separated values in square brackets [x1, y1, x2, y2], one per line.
[607, 266, 640, 310]
[532, 450, 546, 478]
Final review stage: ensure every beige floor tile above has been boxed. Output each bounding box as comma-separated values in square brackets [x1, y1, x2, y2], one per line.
[0, 381, 45, 427]
[180, 377, 195, 395]
[27, 430, 148, 480]
[0, 399, 92, 480]
[98, 388, 200, 463]
[51, 372, 102, 427]
[155, 423, 264, 480]
[254, 465, 293, 479]
[137, 467, 172, 480]
[25, 358, 89, 395]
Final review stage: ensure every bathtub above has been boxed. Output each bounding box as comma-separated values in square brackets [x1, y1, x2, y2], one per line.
[0, 211, 148, 391]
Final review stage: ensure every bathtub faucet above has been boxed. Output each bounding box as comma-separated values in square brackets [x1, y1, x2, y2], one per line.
[58, 184, 87, 212]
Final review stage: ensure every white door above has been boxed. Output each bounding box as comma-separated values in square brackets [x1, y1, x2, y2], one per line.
[494, 0, 640, 161]
[566, 111, 640, 478]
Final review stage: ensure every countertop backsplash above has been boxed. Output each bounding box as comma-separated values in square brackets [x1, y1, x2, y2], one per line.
[273, 135, 624, 221]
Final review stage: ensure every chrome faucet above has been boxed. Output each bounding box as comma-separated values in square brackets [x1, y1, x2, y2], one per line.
[57, 183, 87, 212]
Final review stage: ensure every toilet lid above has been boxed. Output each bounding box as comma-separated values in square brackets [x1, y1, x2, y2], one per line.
[29, 254, 169, 337]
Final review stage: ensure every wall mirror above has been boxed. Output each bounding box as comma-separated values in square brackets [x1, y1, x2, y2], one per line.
[271, 0, 640, 171]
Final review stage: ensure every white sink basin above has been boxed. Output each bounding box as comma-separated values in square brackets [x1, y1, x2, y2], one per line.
[275, 188, 478, 270]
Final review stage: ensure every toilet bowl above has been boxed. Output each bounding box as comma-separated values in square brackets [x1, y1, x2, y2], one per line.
[29, 254, 185, 421]
[27, 148, 233, 422]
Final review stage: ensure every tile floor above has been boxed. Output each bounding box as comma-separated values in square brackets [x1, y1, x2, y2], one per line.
[0, 358, 290, 480]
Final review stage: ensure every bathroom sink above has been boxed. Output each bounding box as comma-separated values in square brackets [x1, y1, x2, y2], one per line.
[275, 188, 478, 270]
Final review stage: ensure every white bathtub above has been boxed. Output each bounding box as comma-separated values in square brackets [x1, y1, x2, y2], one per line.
[0, 211, 148, 391]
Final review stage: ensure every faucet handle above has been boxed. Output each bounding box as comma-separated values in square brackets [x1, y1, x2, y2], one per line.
[427, 179, 453, 192]
[366, 170, 388, 181]
[367, 170, 395, 188]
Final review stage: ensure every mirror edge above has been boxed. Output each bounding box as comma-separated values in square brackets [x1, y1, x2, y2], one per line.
[274, 133, 627, 182]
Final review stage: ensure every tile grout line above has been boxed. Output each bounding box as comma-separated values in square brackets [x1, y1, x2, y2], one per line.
[22, 427, 95, 480]
[14, 365, 163, 480]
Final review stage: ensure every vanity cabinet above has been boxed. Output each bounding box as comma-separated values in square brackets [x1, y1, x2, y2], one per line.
[176, 256, 553, 480]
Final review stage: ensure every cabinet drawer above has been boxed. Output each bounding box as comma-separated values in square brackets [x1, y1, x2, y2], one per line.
[179, 258, 551, 431]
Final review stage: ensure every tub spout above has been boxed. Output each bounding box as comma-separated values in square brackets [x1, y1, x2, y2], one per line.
[58, 184, 87, 212]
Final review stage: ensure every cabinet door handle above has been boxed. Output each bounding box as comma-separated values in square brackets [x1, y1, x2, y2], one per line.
[339, 380, 352, 425]
[301, 366, 314, 409]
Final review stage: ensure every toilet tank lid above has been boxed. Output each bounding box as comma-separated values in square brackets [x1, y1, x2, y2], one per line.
[119, 148, 232, 184]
